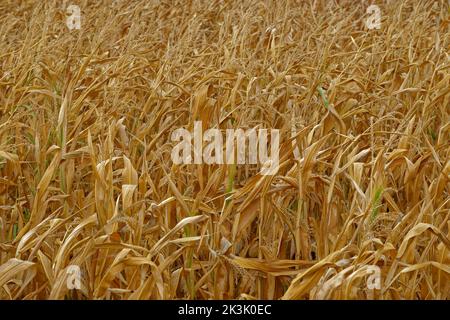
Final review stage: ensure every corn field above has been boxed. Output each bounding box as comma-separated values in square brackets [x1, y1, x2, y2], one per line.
[0, 0, 449, 300]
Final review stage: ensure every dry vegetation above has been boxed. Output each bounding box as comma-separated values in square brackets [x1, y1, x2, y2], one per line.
[0, 0, 449, 300]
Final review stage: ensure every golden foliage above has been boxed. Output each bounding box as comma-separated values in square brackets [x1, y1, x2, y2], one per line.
[0, 0, 448, 299]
